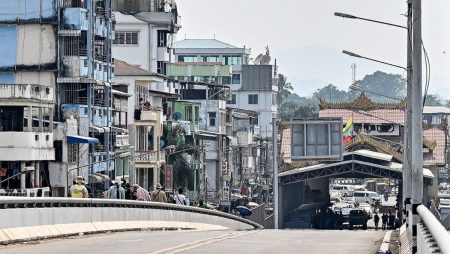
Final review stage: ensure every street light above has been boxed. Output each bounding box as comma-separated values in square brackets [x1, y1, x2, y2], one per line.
[334, 12, 406, 30]
[342, 50, 406, 71]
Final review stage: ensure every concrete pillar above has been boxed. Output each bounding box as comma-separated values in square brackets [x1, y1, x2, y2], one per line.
[20, 162, 26, 190]
[27, 106, 33, 131]
[35, 162, 40, 188]
[153, 166, 158, 190]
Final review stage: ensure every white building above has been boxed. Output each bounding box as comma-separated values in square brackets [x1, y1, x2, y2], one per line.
[172, 39, 278, 138]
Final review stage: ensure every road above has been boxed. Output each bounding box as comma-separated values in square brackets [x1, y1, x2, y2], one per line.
[1, 229, 385, 254]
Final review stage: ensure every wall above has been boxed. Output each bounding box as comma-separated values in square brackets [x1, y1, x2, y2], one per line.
[0, 132, 54, 161]
[17, 25, 56, 67]
[112, 13, 150, 70]
[0, 0, 56, 22]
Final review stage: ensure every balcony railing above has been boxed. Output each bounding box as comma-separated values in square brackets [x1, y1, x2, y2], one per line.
[135, 150, 166, 163]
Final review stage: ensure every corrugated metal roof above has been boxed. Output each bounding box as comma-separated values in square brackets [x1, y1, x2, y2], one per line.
[423, 106, 450, 114]
[353, 149, 393, 161]
[423, 128, 446, 165]
[173, 39, 239, 49]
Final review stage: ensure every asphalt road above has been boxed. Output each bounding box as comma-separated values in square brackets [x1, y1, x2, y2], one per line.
[1, 229, 385, 254]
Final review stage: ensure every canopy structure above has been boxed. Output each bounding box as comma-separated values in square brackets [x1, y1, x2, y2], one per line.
[67, 135, 99, 144]
[279, 149, 434, 186]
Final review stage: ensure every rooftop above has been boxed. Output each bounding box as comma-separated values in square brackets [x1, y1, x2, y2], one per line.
[423, 106, 450, 114]
[173, 39, 240, 49]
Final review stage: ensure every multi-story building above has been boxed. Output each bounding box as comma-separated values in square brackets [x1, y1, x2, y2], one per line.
[0, 1, 57, 192]
[172, 39, 278, 138]
[111, 0, 180, 190]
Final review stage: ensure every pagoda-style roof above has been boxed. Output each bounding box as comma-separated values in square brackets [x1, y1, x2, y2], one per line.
[319, 93, 406, 110]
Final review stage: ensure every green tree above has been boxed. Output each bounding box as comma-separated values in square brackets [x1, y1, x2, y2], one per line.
[313, 84, 349, 102]
[278, 95, 319, 121]
[424, 94, 444, 106]
[349, 71, 406, 102]
[277, 73, 294, 105]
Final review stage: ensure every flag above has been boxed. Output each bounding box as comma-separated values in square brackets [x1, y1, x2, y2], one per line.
[343, 116, 353, 144]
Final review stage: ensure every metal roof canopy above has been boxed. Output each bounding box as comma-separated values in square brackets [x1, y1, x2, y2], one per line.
[279, 149, 434, 186]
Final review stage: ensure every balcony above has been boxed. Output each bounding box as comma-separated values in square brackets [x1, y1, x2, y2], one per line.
[135, 150, 165, 166]
[0, 132, 54, 161]
[62, 8, 89, 30]
[0, 84, 54, 104]
[157, 47, 170, 62]
[135, 107, 162, 123]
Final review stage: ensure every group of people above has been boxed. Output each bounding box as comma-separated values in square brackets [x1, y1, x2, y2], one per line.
[374, 212, 399, 230]
[69, 177, 191, 206]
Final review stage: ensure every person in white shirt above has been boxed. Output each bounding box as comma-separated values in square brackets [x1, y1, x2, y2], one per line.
[174, 188, 188, 205]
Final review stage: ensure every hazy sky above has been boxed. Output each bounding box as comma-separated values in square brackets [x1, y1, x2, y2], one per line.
[176, 0, 450, 99]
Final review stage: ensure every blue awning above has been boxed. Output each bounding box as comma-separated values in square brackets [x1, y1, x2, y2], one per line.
[67, 135, 99, 144]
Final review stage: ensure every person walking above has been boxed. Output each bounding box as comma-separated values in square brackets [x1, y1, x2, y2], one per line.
[151, 183, 167, 203]
[373, 212, 380, 230]
[388, 212, 395, 229]
[133, 184, 151, 201]
[173, 188, 188, 205]
[70, 176, 89, 198]
[382, 213, 388, 230]
[108, 181, 125, 199]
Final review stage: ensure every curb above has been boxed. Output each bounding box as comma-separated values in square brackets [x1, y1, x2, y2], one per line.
[379, 230, 392, 252]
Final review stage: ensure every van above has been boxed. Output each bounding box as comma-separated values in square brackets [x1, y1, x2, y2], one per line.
[353, 191, 380, 205]
[332, 185, 354, 197]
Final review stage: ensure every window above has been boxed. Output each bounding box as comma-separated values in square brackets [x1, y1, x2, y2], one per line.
[178, 55, 197, 62]
[248, 94, 258, 104]
[209, 112, 216, 126]
[222, 56, 242, 65]
[157, 61, 167, 75]
[222, 76, 231, 85]
[232, 74, 240, 84]
[201, 55, 220, 62]
[186, 107, 193, 122]
[157, 30, 168, 47]
[113, 31, 139, 45]
[227, 94, 236, 104]
[272, 93, 277, 105]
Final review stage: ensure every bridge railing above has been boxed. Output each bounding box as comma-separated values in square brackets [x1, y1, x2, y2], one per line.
[417, 205, 450, 254]
[0, 197, 263, 230]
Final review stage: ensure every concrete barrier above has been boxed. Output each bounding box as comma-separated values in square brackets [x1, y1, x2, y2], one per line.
[0, 197, 262, 244]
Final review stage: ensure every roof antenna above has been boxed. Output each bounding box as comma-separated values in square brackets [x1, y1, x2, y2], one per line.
[213, 33, 216, 39]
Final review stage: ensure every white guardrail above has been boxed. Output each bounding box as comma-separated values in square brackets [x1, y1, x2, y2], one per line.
[417, 205, 450, 254]
[0, 197, 262, 231]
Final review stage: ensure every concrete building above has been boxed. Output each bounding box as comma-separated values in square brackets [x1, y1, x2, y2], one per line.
[172, 39, 278, 138]
[110, 0, 181, 190]
[0, 1, 58, 191]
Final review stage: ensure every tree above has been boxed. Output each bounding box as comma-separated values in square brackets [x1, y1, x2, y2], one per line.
[277, 73, 293, 105]
[424, 94, 444, 106]
[349, 71, 406, 102]
[278, 96, 319, 121]
[313, 84, 349, 102]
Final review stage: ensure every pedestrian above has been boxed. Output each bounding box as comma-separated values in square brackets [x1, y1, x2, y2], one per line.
[374, 212, 380, 230]
[151, 183, 167, 203]
[173, 188, 188, 205]
[70, 176, 89, 198]
[108, 181, 125, 199]
[133, 184, 151, 201]
[388, 212, 395, 229]
[382, 213, 388, 230]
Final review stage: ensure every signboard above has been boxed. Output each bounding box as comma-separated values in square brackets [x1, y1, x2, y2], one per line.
[289, 118, 343, 161]
[165, 164, 173, 191]
[222, 186, 230, 202]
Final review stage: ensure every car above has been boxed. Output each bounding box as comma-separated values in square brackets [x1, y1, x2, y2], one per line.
[343, 196, 356, 205]
[332, 185, 354, 197]
[353, 191, 381, 205]
[359, 203, 373, 217]
[348, 208, 369, 230]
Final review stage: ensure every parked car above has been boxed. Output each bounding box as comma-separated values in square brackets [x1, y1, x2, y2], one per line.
[348, 208, 369, 230]
[353, 191, 381, 205]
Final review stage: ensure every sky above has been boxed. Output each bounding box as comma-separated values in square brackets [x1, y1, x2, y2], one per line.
[176, 0, 450, 100]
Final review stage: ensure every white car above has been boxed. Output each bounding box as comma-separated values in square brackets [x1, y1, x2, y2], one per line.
[359, 203, 373, 217]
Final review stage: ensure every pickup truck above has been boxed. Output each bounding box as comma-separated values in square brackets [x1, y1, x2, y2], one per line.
[348, 208, 369, 230]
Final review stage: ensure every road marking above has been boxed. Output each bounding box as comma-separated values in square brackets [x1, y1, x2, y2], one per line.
[147, 231, 260, 254]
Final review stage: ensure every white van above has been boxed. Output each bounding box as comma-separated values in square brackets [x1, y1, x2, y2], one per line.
[353, 191, 381, 205]
[332, 185, 354, 197]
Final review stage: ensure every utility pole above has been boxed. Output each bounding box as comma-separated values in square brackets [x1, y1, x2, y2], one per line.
[273, 118, 279, 229]
[403, 0, 413, 227]
[410, 0, 423, 252]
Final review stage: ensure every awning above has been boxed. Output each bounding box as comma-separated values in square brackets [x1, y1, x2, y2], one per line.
[67, 135, 99, 144]
[111, 127, 129, 134]
[88, 173, 110, 183]
[90, 126, 104, 133]
[194, 131, 219, 141]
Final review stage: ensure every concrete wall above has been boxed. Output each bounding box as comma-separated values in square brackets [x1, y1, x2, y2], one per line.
[0, 132, 54, 161]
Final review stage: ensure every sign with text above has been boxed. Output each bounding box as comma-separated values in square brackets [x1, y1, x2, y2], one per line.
[165, 164, 173, 191]
[289, 118, 343, 161]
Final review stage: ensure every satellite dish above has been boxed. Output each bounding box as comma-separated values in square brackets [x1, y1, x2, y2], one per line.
[260, 55, 271, 65]
[254, 54, 264, 65]
[172, 112, 182, 121]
